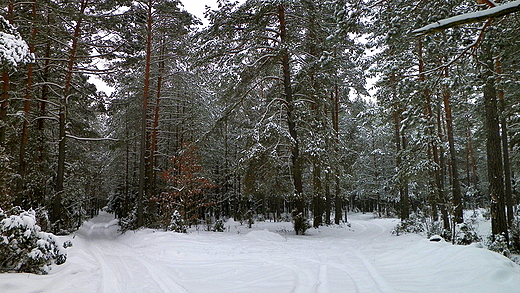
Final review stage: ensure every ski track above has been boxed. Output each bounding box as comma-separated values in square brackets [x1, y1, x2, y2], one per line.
[76, 213, 188, 293]
[5, 212, 519, 293]
[79, 213, 398, 293]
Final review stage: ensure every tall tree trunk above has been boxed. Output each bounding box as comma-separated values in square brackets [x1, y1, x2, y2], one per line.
[442, 70, 463, 224]
[437, 108, 450, 230]
[150, 36, 166, 195]
[312, 163, 323, 228]
[53, 0, 88, 227]
[278, 4, 305, 233]
[138, 0, 153, 228]
[391, 73, 409, 220]
[482, 43, 508, 239]
[419, 38, 439, 221]
[333, 85, 343, 224]
[0, 72, 8, 146]
[495, 59, 514, 225]
[0, 3, 13, 146]
[38, 41, 51, 164]
[16, 0, 39, 207]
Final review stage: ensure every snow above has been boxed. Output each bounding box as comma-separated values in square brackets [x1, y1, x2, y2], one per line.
[412, 0, 520, 35]
[0, 16, 32, 69]
[1, 211, 520, 292]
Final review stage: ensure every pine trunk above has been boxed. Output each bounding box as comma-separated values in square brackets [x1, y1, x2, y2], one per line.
[278, 4, 305, 233]
[482, 43, 508, 238]
[16, 1, 39, 207]
[442, 71, 463, 224]
[419, 38, 439, 221]
[313, 163, 323, 228]
[0, 72, 8, 145]
[138, 0, 153, 228]
[391, 73, 409, 220]
[150, 38, 166, 196]
[495, 59, 514, 225]
[53, 0, 88, 226]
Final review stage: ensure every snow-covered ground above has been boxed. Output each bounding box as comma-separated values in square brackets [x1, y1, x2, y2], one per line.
[1, 212, 520, 293]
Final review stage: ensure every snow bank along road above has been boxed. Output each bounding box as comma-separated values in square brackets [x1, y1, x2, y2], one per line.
[1, 212, 520, 293]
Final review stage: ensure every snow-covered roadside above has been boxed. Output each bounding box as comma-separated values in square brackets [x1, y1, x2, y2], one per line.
[1, 212, 519, 293]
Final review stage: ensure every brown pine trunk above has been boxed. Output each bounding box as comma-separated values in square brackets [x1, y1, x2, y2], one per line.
[333, 85, 343, 224]
[53, 0, 88, 226]
[482, 43, 508, 239]
[278, 4, 305, 233]
[495, 59, 514, 225]
[437, 108, 451, 230]
[391, 73, 409, 220]
[0, 72, 8, 145]
[418, 38, 439, 221]
[312, 163, 323, 228]
[442, 70, 463, 224]
[16, 0, 39, 207]
[1, 1, 14, 145]
[138, 0, 153, 228]
[150, 36, 166, 194]
[38, 41, 51, 164]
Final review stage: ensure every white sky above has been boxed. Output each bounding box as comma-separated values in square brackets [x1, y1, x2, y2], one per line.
[181, 1, 215, 25]
[182, 0, 246, 25]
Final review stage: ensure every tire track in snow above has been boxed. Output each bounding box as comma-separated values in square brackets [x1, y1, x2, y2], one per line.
[345, 246, 395, 293]
[307, 254, 359, 293]
[77, 214, 188, 293]
[134, 255, 188, 293]
[77, 236, 124, 292]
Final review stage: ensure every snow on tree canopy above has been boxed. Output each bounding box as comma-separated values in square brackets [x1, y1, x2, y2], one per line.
[0, 15, 32, 70]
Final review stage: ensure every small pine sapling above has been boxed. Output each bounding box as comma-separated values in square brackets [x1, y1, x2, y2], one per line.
[168, 210, 187, 233]
[213, 219, 225, 232]
[0, 208, 69, 274]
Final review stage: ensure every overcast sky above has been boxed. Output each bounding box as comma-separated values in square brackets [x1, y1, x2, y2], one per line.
[182, 1, 246, 25]
[182, 1, 219, 25]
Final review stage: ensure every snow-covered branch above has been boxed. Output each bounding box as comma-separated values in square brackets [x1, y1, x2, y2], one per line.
[412, 0, 520, 36]
[0, 16, 32, 69]
[65, 134, 119, 142]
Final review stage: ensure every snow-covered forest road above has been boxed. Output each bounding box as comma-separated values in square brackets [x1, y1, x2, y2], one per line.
[1, 212, 520, 293]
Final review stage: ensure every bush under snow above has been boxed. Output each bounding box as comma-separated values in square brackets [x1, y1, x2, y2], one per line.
[1, 208, 69, 274]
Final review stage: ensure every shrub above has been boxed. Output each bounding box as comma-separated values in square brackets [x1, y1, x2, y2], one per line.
[292, 209, 310, 235]
[487, 233, 510, 257]
[168, 210, 187, 233]
[1, 208, 68, 274]
[392, 212, 450, 239]
[510, 208, 520, 253]
[213, 219, 225, 232]
[454, 222, 481, 245]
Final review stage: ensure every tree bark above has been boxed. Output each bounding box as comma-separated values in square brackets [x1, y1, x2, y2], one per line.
[495, 59, 514, 225]
[277, 4, 305, 233]
[442, 70, 463, 223]
[313, 163, 323, 228]
[138, 0, 154, 228]
[333, 85, 343, 224]
[391, 73, 409, 220]
[53, 0, 88, 227]
[482, 43, 508, 239]
[419, 37, 440, 221]
[0, 72, 8, 146]
[16, 0, 39, 207]
[0, 1, 13, 145]
[150, 36, 166, 196]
